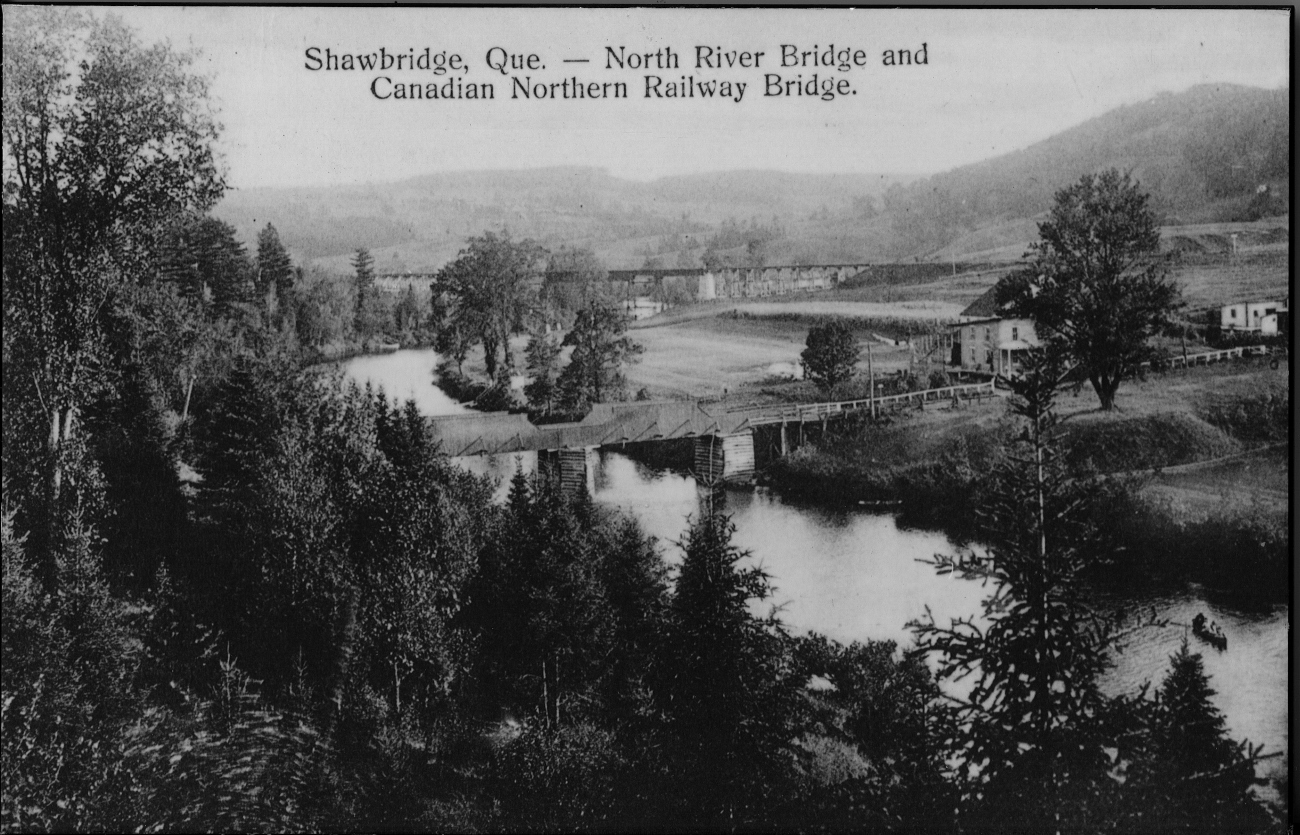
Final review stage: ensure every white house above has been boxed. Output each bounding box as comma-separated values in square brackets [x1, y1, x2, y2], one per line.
[1221, 300, 1287, 335]
[955, 285, 1039, 376]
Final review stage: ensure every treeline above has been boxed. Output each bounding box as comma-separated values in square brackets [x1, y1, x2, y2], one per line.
[151, 209, 436, 364]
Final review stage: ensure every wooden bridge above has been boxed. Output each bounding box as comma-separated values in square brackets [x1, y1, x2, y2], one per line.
[429, 382, 997, 491]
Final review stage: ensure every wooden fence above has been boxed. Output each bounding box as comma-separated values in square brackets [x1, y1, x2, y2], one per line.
[725, 381, 997, 426]
[1147, 345, 1268, 369]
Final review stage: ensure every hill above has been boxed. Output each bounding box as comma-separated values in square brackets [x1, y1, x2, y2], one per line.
[884, 83, 1289, 259]
[214, 168, 913, 273]
[213, 83, 1288, 272]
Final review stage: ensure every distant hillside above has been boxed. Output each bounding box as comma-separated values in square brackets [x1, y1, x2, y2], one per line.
[214, 83, 1288, 273]
[883, 83, 1289, 259]
[214, 168, 912, 273]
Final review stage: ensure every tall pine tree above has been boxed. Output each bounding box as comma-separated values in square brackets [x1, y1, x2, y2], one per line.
[911, 348, 1138, 830]
[656, 512, 804, 829]
[352, 248, 375, 336]
[255, 223, 294, 311]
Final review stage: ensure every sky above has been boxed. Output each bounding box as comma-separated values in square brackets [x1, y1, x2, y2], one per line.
[102, 7, 1290, 190]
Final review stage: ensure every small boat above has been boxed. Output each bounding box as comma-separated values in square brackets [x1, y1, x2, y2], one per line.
[1191, 614, 1227, 651]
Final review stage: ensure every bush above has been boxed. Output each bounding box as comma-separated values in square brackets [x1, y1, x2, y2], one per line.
[1198, 382, 1289, 444]
[801, 320, 860, 393]
[118, 699, 333, 832]
[1062, 412, 1240, 474]
[763, 429, 1003, 540]
[434, 360, 515, 410]
[490, 723, 630, 832]
[1086, 486, 1288, 600]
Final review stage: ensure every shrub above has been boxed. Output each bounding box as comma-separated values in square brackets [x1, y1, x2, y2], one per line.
[1062, 412, 1239, 474]
[1198, 382, 1290, 444]
[801, 320, 861, 393]
[490, 723, 629, 832]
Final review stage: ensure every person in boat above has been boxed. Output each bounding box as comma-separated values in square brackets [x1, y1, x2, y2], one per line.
[1192, 612, 1206, 632]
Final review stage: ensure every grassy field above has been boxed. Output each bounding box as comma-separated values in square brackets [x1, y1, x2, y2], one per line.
[660, 217, 1291, 317]
[623, 248, 1287, 334]
[1142, 445, 1288, 519]
[763, 354, 1288, 508]
[626, 314, 924, 400]
[926, 216, 1287, 269]
[630, 298, 965, 329]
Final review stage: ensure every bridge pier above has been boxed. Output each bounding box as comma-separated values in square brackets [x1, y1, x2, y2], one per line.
[694, 431, 756, 485]
[539, 446, 597, 496]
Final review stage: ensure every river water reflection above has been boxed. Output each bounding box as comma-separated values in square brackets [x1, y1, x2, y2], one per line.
[342, 348, 1288, 775]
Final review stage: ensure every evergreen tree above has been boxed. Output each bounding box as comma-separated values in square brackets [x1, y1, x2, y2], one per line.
[910, 348, 1138, 830]
[1, 503, 143, 831]
[523, 329, 563, 416]
[392, 284, 423, 335]
[556, 291, 643, 412]
[468, 475, 618, 725]
[1118, 640, 1276, 832]
[352, 248, 375, 335]
[155, 215, 254, 313]
[656, 512, 805, 829]
[80, 333, 189, 590]
[255, 223, 294, 309]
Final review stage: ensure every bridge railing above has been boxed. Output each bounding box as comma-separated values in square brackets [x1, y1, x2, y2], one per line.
[724, 381, 996, 425]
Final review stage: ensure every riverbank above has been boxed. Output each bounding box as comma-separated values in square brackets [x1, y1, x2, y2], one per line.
[762, 357, 1290, 600]
[339, 350, 1290, 800]
[304, 334, 432, 366]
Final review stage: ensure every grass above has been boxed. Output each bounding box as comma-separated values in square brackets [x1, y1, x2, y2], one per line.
[1171, 250, 1290, 314]
[1060, 412, 1242, 474]
[630, 298, 966, 330]
[1141, 446, 1288, 520]
[1091, 480, 1289, 602]
[761, 403, 1011, 537]
[761, 355, 1290, 593]
[627, 313, 963, 400]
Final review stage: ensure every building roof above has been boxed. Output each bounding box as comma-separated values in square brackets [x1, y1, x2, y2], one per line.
[960, 285, 1004, 318]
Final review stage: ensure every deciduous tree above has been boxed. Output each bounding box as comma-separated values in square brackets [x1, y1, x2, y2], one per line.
[800, 320, 860, 393]
[3, 6, 223, 568]
[998, 169, 1180, 410]
[435, 231, 546, 380]
[543, 245, 606, 328]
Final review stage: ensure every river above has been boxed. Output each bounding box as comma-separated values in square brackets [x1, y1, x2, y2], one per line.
[340, 347, 1289, 776]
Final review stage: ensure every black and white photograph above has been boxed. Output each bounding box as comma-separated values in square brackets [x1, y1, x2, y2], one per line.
[1, 5, 1290, 831]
